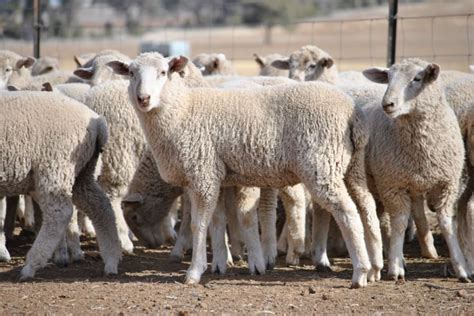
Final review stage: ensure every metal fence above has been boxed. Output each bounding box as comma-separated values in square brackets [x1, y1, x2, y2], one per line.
[0, 3, 472, 74]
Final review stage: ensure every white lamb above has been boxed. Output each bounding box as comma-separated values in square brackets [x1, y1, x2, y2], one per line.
[108, 52, 382, 288]
[192, 53, 237, 76]
[0, 91, 122, 279]
[362, 58, 470, 282]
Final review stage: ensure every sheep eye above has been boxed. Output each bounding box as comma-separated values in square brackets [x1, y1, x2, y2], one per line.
[5, 67, 11, 72]
[413, 76, 421, 82]
[161, 71, 166, 76]
[308, 64, 316, 69]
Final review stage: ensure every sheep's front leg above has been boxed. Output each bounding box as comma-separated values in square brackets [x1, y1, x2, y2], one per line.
[0, 197, 11, 262]
[185, 188, 219, 284]
[258, 188, 278, 269]
[383, 191, 411, 282]
[411, 197, 437, 259]
[224, 187, 244, 261]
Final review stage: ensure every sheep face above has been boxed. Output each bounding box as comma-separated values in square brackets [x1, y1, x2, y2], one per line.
[122, 193, 175, 248]
[363, 60, 440, 119]
[108, 53, 189, 112]
[271, 46, 334, 82]
[192, 53, 226, 76]
[0, 55, 34, 90]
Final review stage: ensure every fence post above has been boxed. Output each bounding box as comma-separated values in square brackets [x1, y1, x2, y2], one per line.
[387, 0, 398, 67]
[33, 0, 41, 59]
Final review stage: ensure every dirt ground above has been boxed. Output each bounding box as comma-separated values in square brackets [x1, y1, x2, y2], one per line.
[0, 230, 473, 314]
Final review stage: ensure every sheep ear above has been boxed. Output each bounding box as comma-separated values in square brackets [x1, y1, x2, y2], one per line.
[422, 63, 440, 84]
[271, 58, 290, 70]
[7, 85, 19, 91]
[74, 53, 94, 67]
[122, 193, 143, 205]
[321, 57, 334, 68]
[41, 82, 53, 91]
[363, 67, 389, 84]
[168, 56, 189, 74]
[253, 53, 265, 68]
[106, 61, 130, 76]
[39, 66, 54, 75]
[74, 67, 95, 80]
[16, 57, 35, 69]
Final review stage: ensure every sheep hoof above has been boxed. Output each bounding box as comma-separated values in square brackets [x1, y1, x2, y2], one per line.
[19, 265, 35, 282]
[266, 261, 275, 270]
[0, 249, 11, 262]
[458, 277, 471, 283]
[350, 282, 363, 289]
[54, 258, 69, 268]
[395, 276, 406, 285]
[71, 251, 85, 263]
[420, 248, 438, 259]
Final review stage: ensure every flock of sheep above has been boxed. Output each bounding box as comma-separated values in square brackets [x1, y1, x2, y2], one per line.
[0, 45, 473, 289]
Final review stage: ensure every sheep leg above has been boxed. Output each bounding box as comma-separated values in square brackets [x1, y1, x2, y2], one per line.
[306, 178, 370, 288]
[78, 211, 96, 237]
[20, 192, 73, 280]
[405, 216, 416, 243]
[235, 187, 266, 276]
[258, 188, 278, 269]
[5, 196, 19, 241]
[0, 197, 11, 262]
[462, 193, 474, 275]
[184, 188, 219, 284]
[72, 163, 122, 276]
[383, 192, 411, 282]
[311, 205, 332, 270]
[52, 233, 70, 268]
[110, 196, 134, 255]
[23, 196, 35, 232]
[65, 207, 84, 262]
[279, 184, 306, 266]
[277, 222, 288, 254]
[224, 187, 244, 261]
[33, 200, 42, 234]
[411, 197, 438, 259]
[170, 193, 192, 262]
[430, 190, 470, 282]
[209, 191, 229, 275]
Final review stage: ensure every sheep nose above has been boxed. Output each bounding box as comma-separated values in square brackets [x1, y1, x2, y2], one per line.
[382, 101, 395, 111]
[137, 94, 150, 107]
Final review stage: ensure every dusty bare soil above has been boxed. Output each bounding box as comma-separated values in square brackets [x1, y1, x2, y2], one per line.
[0, 231, 473, 314]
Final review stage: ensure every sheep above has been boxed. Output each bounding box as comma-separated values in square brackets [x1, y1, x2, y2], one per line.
[253, 53, 289, 77]
[31, 56, 60, 76]
[42, 82, 91, 103]
[192, 53, 237, 76]
[0, 50, 35, 90]
[108, 52, 382, 288]
[0, 198, 10, 262]
[74, 49, 126, 68]
[0, 91, 122, 280]
[74, 52, 131, 86]
[362, 58, 471, 282]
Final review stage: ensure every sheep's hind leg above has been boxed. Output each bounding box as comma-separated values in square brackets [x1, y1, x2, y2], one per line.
[305, 177, 370, 288]
[311, 205, 332, 271]
[258, 188, 278, 269]
[170, 193, 192, 263]
[235, 187, 266, 276]
[411, 197, 438, 259]
[0, 197, 11, 262]
[279, 184, 306, 266]
[20, 192, 73, 280]
[209, 190, 229, 275]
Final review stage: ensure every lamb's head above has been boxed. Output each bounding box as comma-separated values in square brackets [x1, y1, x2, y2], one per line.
[0, 50, 35, 90]
[107, 53, 188, 112]
[271, 45, 336, 82]
[75, 54, 130, 86]
[122, 192, 179, 248]
[192, 53, 229, 76]
[363, 58, 441, 119]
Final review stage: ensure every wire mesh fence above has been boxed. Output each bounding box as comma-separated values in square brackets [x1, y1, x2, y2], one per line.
[0, 3, 472, 74]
